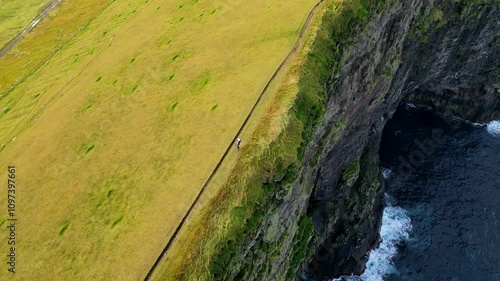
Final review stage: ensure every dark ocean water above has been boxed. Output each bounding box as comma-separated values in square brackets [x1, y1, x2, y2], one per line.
[305, 105, 500, 281]
[377, 105, 500, 281]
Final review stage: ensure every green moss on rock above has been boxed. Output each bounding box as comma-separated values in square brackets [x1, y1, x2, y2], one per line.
[342, 160, 361, 187]
[286, 216, 314, 280]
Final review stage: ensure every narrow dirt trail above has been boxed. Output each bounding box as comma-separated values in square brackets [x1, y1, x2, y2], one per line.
[0, 0, 63, 58]
[144, 1, 325, 280]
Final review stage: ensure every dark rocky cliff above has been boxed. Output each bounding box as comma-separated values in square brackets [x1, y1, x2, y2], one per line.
[221, 0, 499, 280]
[400, 2, 500, 122]
[305, 0, 499, 278]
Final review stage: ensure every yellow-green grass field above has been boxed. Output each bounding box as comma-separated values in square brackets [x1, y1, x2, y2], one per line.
[0, 0, 54, 48]
[0, 0, 318, 280]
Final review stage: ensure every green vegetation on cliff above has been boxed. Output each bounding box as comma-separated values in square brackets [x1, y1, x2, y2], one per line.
[152, 0, 388, 280]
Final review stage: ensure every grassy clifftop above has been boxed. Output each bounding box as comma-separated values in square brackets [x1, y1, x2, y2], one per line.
[0, 0, 385, 279]
[153, 0, 386, 279]
[0, 0, 318, 280]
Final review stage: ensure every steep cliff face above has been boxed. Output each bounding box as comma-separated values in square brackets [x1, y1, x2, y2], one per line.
[305, 0, 499, 279]
[305, 0, 426, 276]
[400, 2, 500, 122]
[220, 0, 499, 280]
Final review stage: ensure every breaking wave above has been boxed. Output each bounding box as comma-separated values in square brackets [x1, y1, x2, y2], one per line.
[331, 195, 412, 281]
[486, 120, 500, 136]
[382, 168, 392, 179]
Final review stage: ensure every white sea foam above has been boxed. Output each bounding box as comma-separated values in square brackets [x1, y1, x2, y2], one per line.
[331, 197, 412, 281]
[382, 168, 392, 180]
[486, 121, 500, 136]
[359, 205, 412, 281]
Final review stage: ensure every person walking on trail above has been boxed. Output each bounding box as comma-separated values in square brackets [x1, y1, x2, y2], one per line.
[235, 138, 241, 151]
